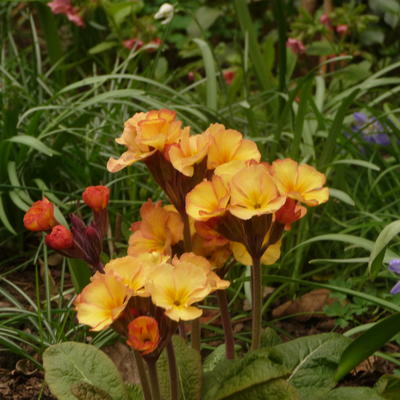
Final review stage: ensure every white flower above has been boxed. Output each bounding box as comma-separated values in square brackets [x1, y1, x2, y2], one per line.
[154, 3, 174, 25]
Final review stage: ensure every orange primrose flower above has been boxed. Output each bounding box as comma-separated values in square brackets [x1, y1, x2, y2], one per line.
[127, 316, 160, 355]
[74, 272, 131, 331]
[168, 129, 209, 176]
[128, 200, 183, 256]
[23, 198, 57, 232]
[205, 124, 261, 170]
[107, 109, 185, 173]
[270, 158, 329, 206]
[185, 175, 230, 222]
[229, 163, 286, 220]
[104, 253, 167, 297]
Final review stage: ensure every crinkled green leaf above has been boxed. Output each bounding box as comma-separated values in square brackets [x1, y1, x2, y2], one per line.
[375, 374, 400, 399]
[323, 386, 384, 400]
[269, 333, 351, 399]
[202, 349, 290, 400]
[43, 342, 128, 400]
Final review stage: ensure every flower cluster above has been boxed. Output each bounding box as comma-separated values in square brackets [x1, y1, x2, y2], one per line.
[23, 186, 110, 271]
[352, 112, 390, 146]
[74, 252, 229, 357]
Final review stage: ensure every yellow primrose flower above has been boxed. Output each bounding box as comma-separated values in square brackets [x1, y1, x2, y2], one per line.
[230, 236, 282, 266]
[107, 109, 185, 173]
[104, 253, 167, 297]
[146, 253, 229, 322]
[270, 158, 329, 206]
[168, 129, 209, 176]
[128, 200, 183, 256]
[185, 175, 230, 221]
[175, 252, 230, 290]
[229, 163, 286, 220]
[205, 124, 261, 170]
[74, 272, 131, 331]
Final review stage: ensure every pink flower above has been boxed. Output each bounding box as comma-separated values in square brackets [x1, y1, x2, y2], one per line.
[286, 38, 306, 55]
[145, 38, 162, 53]
[123, 38, 144, 50]
[48, 0, 71, 14]
[336, 24, 349, 35]
[187, 71, 195, 82]
[67, 9, 85, 27]
[320, 13, 331, 27]
[223, 70, 235, 85]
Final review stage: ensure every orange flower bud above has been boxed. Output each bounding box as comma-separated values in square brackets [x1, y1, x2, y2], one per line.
[82, 186, 110, 212]
[127, 316, 160, 355]
[45, 225, 74, 250]
[23, 198, 56, 232]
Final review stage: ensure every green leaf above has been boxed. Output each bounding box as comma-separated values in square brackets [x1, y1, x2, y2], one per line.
[89, 41, 118, 55]
[125, 384, 144, 400]
[335, 313, 400, 382]
[331, 159, 380, 171]
[193, 39, 217, 111]
[375, 374, 400, 399]
[260, 328, 282, 348]
[157, 336, 202, 400]
[368, 220, 400, 277]
[202, 349, 290, 400]
[203, 344, 227, 374]
[43, 342, 129, 400]
[324, 386, 384, 400]
[7, 135, 60, 157]
[187, 7, 221, 37]
[67, 259, 91, 293]
[103, 0, 143, 26]
[269, 333, 350, 399]
[70, 382, 113, 400]
[329, 188, 355, 206]
[306, 41, 335, 56]
[0, 193, 16, 235]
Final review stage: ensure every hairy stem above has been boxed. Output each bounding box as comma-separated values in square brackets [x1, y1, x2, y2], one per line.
[133, 351, 152, 400]
[250, 256, 262, 351]
[146, 359, 161, 400]
[216, 289, 235, 359]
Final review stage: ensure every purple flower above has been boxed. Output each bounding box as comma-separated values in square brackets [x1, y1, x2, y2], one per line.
[388, 259, 400, 294]
[352, 112, 390, 146]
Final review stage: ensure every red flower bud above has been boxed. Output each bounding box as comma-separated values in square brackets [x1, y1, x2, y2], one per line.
[82, 186, 110, 212]
[127, 316, 160, 355]
[286, 38, 306, 55]
[223, 70, 235, 85]
[23, 198, 56, 232]
[45, 225, 74, 250]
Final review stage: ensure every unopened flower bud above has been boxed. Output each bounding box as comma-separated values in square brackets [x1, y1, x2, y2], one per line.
[127, 316, 160, 355]
[23, 198, 56, 232]
[45, 225, 74, 250]
[320, 13, 331, 26]
[286, 38, 306, 55]
[336, 24, 348, 35]
[82, 186, 110, 212]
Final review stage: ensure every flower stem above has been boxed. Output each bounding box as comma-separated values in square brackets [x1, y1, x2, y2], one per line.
[167, 340, 179, 400]
[133, 351, 152, 400]
[216, 289, 235, 359]
[146, 359, 161, 400]
[250, 256, 262, 351]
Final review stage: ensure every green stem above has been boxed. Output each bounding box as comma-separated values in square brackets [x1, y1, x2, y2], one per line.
[251, 256, 262, 351]
[133, 351, 152, 400]
[167, 340, 179, 400]
[146, 359, 161, 400]
[216, 290, 235, 359]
